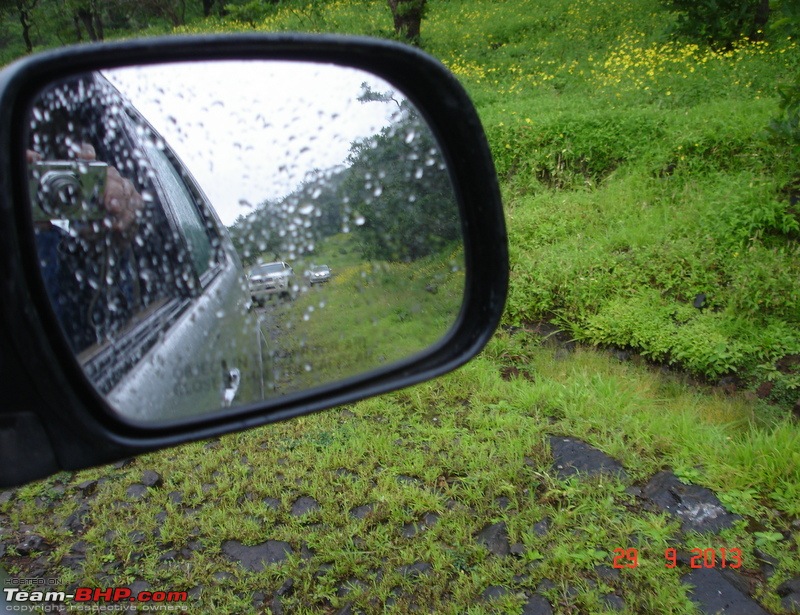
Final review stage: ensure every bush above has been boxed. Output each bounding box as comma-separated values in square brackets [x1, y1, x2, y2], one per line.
[662, 0, 770, 48]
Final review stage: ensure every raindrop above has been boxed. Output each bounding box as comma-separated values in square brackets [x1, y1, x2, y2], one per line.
[354, 215, 365, 226]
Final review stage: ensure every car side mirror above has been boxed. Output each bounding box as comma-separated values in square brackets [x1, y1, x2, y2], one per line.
[0, 34, 507, 487]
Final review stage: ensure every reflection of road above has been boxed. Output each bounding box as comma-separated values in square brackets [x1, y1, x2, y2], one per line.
[253, 299, 294, 396]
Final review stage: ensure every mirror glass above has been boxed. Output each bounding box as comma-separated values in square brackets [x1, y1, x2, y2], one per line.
[25, 60, 465, 423]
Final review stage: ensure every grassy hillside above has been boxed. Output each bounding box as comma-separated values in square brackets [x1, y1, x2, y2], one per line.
[2, 2, 799, 614]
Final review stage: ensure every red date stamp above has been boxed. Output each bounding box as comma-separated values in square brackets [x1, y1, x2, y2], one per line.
[612, 547, 743, 569]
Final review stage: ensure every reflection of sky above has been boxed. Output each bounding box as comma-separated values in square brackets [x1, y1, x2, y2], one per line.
[105, 61, 399, 226]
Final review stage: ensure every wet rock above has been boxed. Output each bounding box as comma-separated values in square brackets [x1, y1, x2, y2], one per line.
[681, 568, 769, 615]
[642, 471, 740, 533]
[141, 471, 163, 489]
[291, 496, 319, 516]
[602, 594, 625, 611]
[112, 458, 135, 469]
[62, 501, 91, 533]
[263, 497, 281, 511]
[401, 512, 439, 538]
[594, 565, 620, 583]
[522, 593, 553, 615]
[476, 522, 510, 556]
[337, 577, 367, 597]
[16, 534, 44, 555]
[221, 539, 292, 572]
[75, 480, 97, 497]
[128, 531, 147, 545]
[126, 484, 148, 500]
[532, 518, 550, 536]
[548, 437, 628, 481]
[778, 577, 800, 613]
[482, 585, 510, 601]
[350, 504, 373, 519]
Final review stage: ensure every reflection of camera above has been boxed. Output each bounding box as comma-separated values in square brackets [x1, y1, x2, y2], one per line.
[29, 161, 108, 222]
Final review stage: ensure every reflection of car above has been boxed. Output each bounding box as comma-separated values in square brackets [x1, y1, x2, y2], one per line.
[305, 264, 331, 285]
[248, 261, 294, 302]
[25, 72, 261, 422]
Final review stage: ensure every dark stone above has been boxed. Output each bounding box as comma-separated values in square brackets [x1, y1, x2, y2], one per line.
[693, 293, 707, 309]
[0, 491, 14, 505]
[682, 568, 769, 615]
[276, 578, 294, 597]
[16, 534, 44, 555]
[158, 550, 178, 562]
[642, 471, 740, 533]
[595, 565, 621, 583]
[476, 522, 510, 556]
[112, 458, 134, 469]
[549, 437, 628, 481]
[337, 577, 367, 597]
[76, 480, 98, 497]
[350, 504, 373, 519]
[263, 497, 281, 511]
[753, 548, 779, 578]
[602, 594, 626, 611]
[510, 543, 525, 556]
[537, 579, 556, 593]
[532, 518, 550, 536]
[127, 579, 149, 593]
[521, 593, 553, 615]
[291, 496, 320, 516]
[496, 496, 513, 509]
[221, 539, 293, 572]
[63, 502, 91, 533]
[128, 531, 147, 545]
[778, 577, 800, 613]
[168, 491, 182, 505]
[397, 562, 432, 578]
[482, 585, 509, 601]
[141, 471, 163, 489]
[126, 484, 148, 500]
[252, 591, 265, 609]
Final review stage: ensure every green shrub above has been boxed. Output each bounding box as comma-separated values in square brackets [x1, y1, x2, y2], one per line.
[661, 0, 769, 48]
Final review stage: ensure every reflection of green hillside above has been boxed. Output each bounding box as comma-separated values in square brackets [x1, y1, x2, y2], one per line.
[271, 233, 465, 393]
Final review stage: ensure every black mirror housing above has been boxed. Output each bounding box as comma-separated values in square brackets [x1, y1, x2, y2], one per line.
[0, 34, 507, 487]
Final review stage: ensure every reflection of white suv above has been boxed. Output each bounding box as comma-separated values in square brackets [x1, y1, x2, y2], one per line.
[248, 261, 294, 303]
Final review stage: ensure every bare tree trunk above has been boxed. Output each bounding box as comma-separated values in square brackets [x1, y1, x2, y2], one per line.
[16, 0, 37, 52]
[72, 13, 83, 41]
[387, 0, 426, 44]
[93, 6, 104, 40]
[76, 8, 98, 40]
[751, 0, 769, 40]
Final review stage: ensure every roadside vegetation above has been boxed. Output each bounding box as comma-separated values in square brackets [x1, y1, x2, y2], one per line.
[1, 0, 799, 613]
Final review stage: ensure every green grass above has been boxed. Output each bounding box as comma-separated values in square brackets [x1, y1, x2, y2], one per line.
[267, 234, 464, 393]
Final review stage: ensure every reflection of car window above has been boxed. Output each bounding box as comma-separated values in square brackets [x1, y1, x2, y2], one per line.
[145, 144, 213, 277]
[253, 263, 285, 275]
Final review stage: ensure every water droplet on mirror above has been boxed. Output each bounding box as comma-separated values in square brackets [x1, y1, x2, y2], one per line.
[354, 215, 365, 226]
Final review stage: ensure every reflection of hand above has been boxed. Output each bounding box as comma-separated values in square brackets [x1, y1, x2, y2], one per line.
[104, 166, 143, 238]
[77, 143, 143, 241]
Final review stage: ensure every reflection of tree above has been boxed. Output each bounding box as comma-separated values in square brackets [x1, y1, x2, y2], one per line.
[229, 90, 458, 265]
[344, 96, 459, 262]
